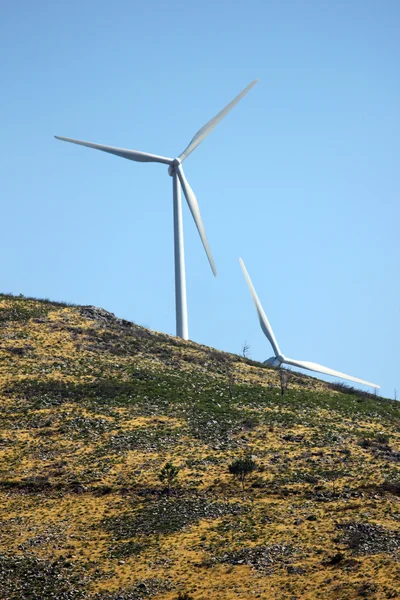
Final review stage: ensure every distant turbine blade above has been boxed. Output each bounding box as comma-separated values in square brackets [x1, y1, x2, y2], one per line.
[283, 357, 380, 389]
[178, 80, 258, 162]
[55, 136, 173, 165]
[175, 164, 216, 276]
[239, 258, 281, 357]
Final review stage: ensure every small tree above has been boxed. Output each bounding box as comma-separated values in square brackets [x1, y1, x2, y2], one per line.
[159, 462, 180, 493]
[279, 368, 290, 397]
[241, 341, 251, 359]
[323, 468, 344, 495]
[227, 362, 235, 401]
[228, 455, 257, 490]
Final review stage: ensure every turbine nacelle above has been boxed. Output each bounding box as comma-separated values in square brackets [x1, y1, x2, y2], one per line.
[264, 356, 284, 368]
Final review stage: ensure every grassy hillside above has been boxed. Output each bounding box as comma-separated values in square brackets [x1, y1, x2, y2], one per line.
[1, 294, 399, 600]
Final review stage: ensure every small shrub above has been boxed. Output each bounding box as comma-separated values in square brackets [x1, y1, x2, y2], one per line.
[359, 434, 390, 449]
[176, 593, 194, 600]
[375, 433, 390, 445]
[323, 552, 344, 565]
[158, 462, 180, 492]
[241, 416, 258, 430]
[380, 478, 400, 496]
[359, 438, 373, 449]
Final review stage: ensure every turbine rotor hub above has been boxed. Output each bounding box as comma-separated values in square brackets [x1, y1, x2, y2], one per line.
[168, 157, 182, 177]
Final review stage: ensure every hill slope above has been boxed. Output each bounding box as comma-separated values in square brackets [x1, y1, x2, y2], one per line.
[1, 294, 400, 599]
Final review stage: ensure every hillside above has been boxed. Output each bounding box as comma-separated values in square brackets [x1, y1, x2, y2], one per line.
[1, 294, 399, 600]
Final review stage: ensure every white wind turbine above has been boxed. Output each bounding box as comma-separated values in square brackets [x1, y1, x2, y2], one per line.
[55, 80, 258, 340]
[239, 258, 379, 389]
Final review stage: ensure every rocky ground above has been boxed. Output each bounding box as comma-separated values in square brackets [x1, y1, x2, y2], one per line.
[0, 294, 399, 599]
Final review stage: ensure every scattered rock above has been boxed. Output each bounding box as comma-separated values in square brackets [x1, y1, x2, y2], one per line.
[287, 565, 305, 574]
[335, 522, 400, 555]
[215, 544, 295, 573]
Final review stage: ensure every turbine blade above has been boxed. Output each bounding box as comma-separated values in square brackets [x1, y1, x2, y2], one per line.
[178, 80, 258, 162]
[175, 164, 216, 276]
[55, 136, 173, 165]
[283, 357, 380, 389]
[239, 258, 281, 357]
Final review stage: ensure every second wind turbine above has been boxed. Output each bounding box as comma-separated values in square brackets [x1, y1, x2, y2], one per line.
[55, 80, 258, 340]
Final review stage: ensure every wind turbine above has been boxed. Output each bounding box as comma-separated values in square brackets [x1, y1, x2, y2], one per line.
[55, 80, 258, 340]
[239, 258, 379, 389]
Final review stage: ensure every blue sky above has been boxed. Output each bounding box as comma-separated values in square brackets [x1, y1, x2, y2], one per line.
[1, 0, 399, 398]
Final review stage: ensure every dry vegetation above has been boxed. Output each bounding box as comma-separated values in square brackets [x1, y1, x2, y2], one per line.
[1, 294, 399, 599]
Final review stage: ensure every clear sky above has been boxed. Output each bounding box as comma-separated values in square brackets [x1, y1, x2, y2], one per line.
[1, 0, 399, 398]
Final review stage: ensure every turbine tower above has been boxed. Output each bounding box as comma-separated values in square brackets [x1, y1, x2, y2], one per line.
[55, 81, 258, 340]
[239, 258, 379, 389]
